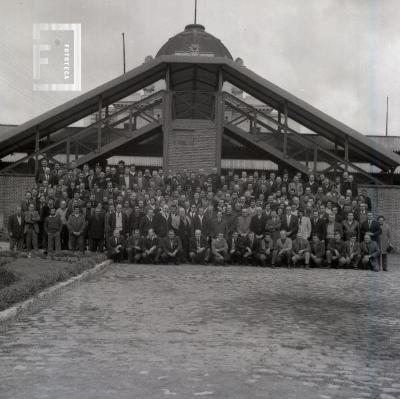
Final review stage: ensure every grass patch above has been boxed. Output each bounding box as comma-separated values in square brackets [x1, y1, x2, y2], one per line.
[0, 252, 107, 312]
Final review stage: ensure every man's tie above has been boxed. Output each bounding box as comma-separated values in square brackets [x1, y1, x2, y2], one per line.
[197, 238, 200, 248]
[170, 240, 173, 249]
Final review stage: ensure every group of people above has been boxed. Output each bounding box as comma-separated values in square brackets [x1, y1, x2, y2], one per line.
[7, 158, 392, 271]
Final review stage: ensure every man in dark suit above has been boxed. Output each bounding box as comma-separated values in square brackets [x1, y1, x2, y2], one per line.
[249, 207, 267, 239]
[189, 229, 210, 264]
[161, 229, 183, 264]
[119, 167, 135, 189]
[311, 210, 326, 241]
[280, 206, 298, 240]
[8, 205, 25, 251]
[241, 231, 262, 266]
[126, 229, 144, 263]
[142, 228, 161, 264]
[107, 231, 126, 262]
[360, 212, 381, 243]
[360, 233, 380, 271]
[128, 205, 143, 235]
[87, 207, 105, 252]
[139, 208, 155, 237]
[109, 204, 128, 237]
[153, 205, 171, 239]
[227, 231, 243, 265]
[344, 234, 361, 269]
[191, 207, 208, 237]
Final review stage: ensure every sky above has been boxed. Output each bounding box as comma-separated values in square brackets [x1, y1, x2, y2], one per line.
[0, 0, 400, 135]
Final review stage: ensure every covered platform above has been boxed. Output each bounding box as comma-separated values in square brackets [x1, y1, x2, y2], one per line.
[0, 23, 399, 184]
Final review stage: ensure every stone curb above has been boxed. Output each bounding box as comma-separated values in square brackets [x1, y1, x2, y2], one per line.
[0, 259, 112, 327]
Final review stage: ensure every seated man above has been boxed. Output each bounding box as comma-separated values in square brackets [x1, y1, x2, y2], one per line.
[241, 231, 262, 266]
[272, 230, 292, 268]
[310, 234, 325, 268]
[326, 230, 347, 268]
[142, 228, 162, 264]
[360, 232, 380, 272]
[126, 228, 143, 263]
[161, 229, 182, 264]
[189, 229, 210, 264]
[258, 232, 274, 267]
[344, 234, 361, 269]
[291, 231, 311, 268]
[107, 230, 126, 262]
[227, 231, 243, 265]
[211, 232, 229, 265]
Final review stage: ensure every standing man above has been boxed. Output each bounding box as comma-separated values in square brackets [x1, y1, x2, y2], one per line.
[67, 206, 86, 253]
[360, 212, 381, 243]
[280, 206, 298, 241]
[44, 207, 62, 253]
[111, 204, 129, 237]
[87, 206, 105, 252]
[377, 215, 391, 272]
[24, 203, 40, 253]
[8, 205, 25, 251]
[56, 200, 69, 250]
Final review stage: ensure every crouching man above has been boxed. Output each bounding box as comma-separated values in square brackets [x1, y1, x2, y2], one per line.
[360, 233, 380, 272]
[258, 232, 274, 267]
[227, 231, 242, 265]
[107, 230, 126, 262]
[161, 229, 182, 264]
[291, 231, 311, 268]
[242, 231, 262, 266]
[326, 231, 347, 268]
[126, 229, 143, 263]
[142, 228, 162, 264]
[211, 232, 229, 265]
[310, 234, 325, 268]
[272, 230, 292, 268]
[344, 234, 361, 269]
[189, 229, 210, 265]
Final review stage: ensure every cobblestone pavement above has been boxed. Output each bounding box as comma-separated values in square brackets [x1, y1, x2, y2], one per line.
[1, 258, 400, 399]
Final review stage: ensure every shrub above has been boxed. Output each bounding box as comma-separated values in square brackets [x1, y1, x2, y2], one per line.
[0, 266, 18, 288]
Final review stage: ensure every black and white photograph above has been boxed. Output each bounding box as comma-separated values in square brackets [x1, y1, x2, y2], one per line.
[0, 0, 400, 398]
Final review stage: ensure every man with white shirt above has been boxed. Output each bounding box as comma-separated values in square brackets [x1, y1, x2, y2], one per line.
[109, 204, 128, 237]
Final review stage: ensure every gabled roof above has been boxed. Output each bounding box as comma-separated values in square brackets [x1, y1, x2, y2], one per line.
[1, 55, 399, 172]
[0, 57, 167, 157]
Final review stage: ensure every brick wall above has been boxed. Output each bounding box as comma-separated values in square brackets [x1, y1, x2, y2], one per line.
[0, 174, 36, 231]
[359, 184, 400, 249]
[166, 119, 217, 174]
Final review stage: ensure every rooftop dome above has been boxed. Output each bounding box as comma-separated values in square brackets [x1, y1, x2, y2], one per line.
[156, 24, 233, 59]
